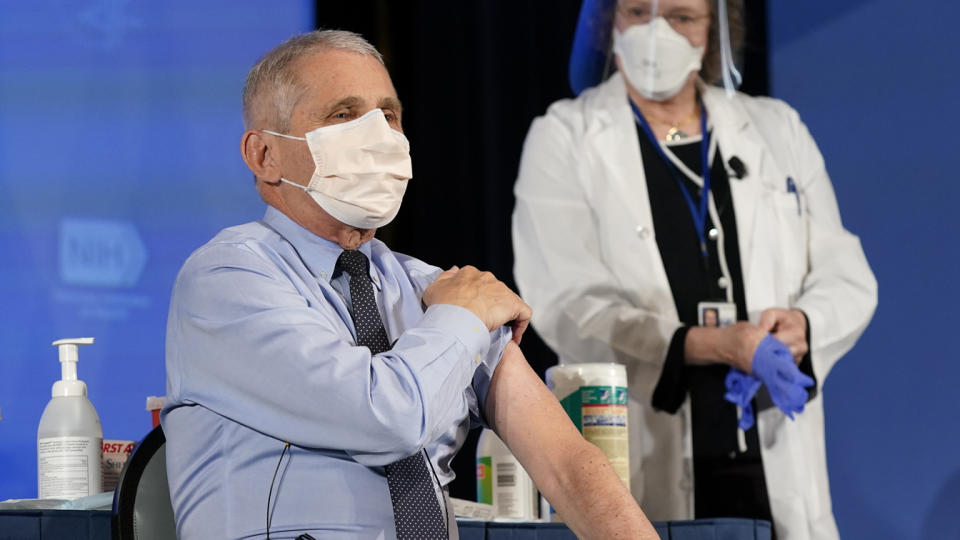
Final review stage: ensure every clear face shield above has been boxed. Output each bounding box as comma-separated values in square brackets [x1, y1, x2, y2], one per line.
[568, 0, 741, 98]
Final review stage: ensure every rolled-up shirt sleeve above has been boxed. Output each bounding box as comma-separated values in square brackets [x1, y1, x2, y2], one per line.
[468, 326, 513, 428]
[165, 242, 494, 466]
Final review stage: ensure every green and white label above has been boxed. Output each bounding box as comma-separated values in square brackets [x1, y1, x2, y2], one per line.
[559, 385, 630, 489]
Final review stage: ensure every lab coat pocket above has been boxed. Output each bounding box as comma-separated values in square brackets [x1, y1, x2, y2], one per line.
[769, 191, 808, 301]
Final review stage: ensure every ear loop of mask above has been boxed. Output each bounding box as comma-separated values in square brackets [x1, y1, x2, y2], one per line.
[261, 130, 306, 141]
[261, 130, 312, 190]
[278, 177, 314, 192]
[717, 0, 742, 97]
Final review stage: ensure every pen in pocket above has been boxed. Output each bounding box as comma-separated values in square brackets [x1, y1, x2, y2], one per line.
[786, 177, 801, 216]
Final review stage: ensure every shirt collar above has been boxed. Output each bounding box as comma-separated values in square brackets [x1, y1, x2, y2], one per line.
[262, 206, 377, 286]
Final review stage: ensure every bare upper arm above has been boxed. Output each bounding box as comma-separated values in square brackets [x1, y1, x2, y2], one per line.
[484, 341, 587, 495]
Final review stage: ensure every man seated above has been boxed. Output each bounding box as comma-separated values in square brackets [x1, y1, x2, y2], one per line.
[162, 29, 658, 540]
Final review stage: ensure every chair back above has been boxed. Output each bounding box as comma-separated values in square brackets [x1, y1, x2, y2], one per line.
[111, 425, 177, 540]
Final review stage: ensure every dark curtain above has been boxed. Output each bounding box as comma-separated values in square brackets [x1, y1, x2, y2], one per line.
[315, 0, 768, 502]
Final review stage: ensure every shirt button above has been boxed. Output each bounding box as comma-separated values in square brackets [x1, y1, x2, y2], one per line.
[636, 225, 651, 239]
[475, 354, 483, 364]
[708, 228, 719, 241]
[718, 276, 729, 289]
[320, 272, 328, 279]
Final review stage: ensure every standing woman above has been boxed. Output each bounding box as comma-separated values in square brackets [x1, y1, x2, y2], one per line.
[511, 0, 877, 539]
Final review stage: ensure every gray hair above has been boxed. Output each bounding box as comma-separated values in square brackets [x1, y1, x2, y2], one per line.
[242, 29, 384, 132]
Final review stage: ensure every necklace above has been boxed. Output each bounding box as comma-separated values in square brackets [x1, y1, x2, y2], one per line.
[641, 105, 701, 142]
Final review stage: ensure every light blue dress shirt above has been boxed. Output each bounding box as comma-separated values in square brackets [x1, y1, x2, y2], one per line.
[162, 206, 510, 539]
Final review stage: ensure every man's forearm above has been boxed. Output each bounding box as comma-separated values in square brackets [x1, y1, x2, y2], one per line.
[544, 439, 659, 540]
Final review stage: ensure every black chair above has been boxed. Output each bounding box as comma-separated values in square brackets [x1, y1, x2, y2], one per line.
[111, 425, 177, 540]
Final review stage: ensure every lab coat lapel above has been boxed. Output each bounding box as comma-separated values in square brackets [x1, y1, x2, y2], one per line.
[584, 78, 653, 226]
[583, 76, 678, 305]
[704, 88, 770, 314]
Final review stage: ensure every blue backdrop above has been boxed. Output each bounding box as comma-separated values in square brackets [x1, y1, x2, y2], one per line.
[2, 2, 958, 539]
[769, 1, 960, 539]
[0, 0, 313, 498]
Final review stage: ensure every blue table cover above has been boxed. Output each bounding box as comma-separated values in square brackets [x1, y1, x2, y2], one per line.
[0, 510, 770, 539]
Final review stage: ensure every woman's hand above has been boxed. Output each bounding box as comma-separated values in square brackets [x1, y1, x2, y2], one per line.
[759, 308, 808, 364]
[685, 322, 768, 372]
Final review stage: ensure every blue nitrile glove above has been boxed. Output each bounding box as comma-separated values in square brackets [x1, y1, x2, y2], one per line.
[751, 334, 816, 419]
[724, 368, 762, 430]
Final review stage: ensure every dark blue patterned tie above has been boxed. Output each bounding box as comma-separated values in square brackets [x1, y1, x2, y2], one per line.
[336, 250, 447, 539]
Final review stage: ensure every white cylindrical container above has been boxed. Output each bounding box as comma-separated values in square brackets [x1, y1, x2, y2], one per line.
[546, 363, 630, 490]
[476, 429, 538, 520]
[37, 338, 103, 499]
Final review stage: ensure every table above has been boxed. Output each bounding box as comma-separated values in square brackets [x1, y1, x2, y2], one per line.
[463, 519, 771, 539]
[0, 509, 771, 539]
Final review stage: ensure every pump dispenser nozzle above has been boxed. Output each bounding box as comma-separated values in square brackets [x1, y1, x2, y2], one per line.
[51, 338, 94, 397]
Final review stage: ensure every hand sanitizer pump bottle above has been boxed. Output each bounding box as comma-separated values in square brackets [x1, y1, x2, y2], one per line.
[37, 338, 103, 499]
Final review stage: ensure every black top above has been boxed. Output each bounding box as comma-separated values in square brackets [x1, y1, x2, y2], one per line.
[638, 131, 760, 459]
[635, 124, 772, 522]
[634, 121, 815, 524]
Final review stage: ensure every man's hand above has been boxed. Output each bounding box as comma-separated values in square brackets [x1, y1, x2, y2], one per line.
[422, 265, 531, 343]
[759, 308, 808, 364]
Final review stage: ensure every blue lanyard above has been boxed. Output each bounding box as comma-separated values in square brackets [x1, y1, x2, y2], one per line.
[630, 99, 711, 257]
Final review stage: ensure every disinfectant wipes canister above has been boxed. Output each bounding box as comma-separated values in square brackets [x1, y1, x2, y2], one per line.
[545, 363, 630, 490]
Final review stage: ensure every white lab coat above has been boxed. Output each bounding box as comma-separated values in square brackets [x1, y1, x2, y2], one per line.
[512, 73, 877, 540]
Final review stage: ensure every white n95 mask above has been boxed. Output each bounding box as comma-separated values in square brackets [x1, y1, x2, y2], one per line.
[612, 18, 704, 101]
[264, 108, 412, 229]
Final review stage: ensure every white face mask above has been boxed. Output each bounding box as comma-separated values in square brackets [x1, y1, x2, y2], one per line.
[612, 18, 704, 101]
[264, 108, 412, 229]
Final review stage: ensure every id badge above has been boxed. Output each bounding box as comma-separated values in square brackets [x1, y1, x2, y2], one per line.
[697, 301, 736, 328]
